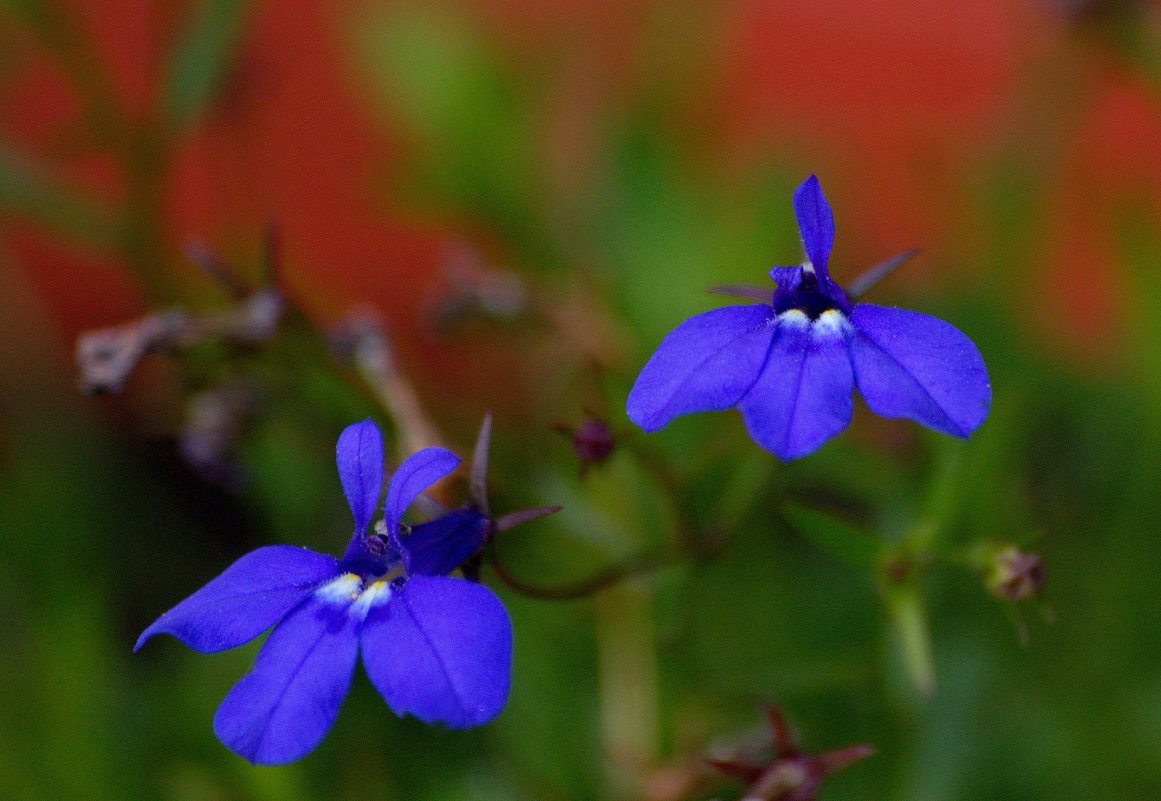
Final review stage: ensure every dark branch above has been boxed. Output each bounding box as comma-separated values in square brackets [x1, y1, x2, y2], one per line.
[487, 548, 662, 601]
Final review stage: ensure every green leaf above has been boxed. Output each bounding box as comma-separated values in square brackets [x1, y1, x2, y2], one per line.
[0, 141, 120, 248]
[356, 4, 544, 254]
[162, 0, 253, 130]
[782, 503, 883, 569]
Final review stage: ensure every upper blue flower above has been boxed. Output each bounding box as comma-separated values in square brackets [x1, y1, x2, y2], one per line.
[627, 175, 991, 460]
[136, 420, 508, 765]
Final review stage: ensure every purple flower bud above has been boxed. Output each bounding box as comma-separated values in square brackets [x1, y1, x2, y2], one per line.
[557, 415, 616, 473]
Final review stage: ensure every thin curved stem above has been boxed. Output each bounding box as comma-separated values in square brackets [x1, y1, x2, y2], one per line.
[486, 547, 663, 601]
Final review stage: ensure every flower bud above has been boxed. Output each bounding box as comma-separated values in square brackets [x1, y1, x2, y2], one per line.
[987, 546, 1045, 602]
[557, 415, 616, 473]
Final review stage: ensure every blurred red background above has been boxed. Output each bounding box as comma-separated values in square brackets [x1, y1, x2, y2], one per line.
[2, 0, 1158, 360]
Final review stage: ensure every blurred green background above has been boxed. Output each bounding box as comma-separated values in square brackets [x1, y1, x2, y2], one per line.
[2, 1, 1161, 799]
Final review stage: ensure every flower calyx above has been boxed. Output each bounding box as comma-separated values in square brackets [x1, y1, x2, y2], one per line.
[707, 705, 873, 801]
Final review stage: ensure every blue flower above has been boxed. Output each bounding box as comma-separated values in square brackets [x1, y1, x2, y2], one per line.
[627, 175, 991, 460]
[136, 420, 511, 765]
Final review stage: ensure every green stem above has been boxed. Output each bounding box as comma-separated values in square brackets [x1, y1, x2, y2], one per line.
[121, 120, 177, 303]
[1, 0, 125, 148]
[879, 438, 967, 696]
[884, 582, 936, 697]
[593, 582, 659, 798]
[908, 438, 965, 554]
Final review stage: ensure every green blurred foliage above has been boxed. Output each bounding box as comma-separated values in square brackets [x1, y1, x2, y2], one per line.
[163, 0, 253, 131]
[2, 1, 1161, 800]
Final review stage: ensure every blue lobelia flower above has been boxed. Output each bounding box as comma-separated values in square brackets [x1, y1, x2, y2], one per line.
[136, 420, 512, 765]
[627, 175, 991, 460]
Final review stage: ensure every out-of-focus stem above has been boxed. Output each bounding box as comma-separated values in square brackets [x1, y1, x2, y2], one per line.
[488, 548, 661, 601]
[884, 583, 936, 697]
[349, 321, 443, 456]
[909, 439, 964, 554]
[594, 581, 659, 799]
[880, 440, 963, 697]
[5, 0, 124, 148]
[121, 119, 177, 304]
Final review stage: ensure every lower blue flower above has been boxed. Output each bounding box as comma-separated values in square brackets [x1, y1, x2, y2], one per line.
[627, 176, 991, 460]
[136, 420, 512, 765]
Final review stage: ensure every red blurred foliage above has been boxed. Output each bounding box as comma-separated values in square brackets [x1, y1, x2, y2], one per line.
[714, 0, 1042, 252]
[1044, 67, 1161, 359]
[1, 0, 1159, 366]
[2, 0, 444, 342]
[169, 0, 441, 322]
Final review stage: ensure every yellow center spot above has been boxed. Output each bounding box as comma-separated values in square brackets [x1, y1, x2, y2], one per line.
[315, 573, 363, 605]
[351, 579, 393, 618]
[779, 309, 810, 328]
[814, 308, 847, 335]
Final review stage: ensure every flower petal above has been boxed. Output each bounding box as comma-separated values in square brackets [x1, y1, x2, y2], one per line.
[738, 310, 855, 460]
[212, 575, 363, 765]
[769, 266, 804, 292]
[134, 546, 339, 653]
[384, 448, 461, 545]
[793, 175, 835, 278]
[627, 304, 777, 432]
[850, 304, 991, 437]
[361, 575, 512, 729]
[336, 420, 385, 535]
[402, 508, 491, 577]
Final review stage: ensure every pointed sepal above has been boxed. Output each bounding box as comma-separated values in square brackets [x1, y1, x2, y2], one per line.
[708, 285, 775, 304]
[469, 412, 492, 514]
[493, 505, 562, 534]
[845, 248, 920, 302]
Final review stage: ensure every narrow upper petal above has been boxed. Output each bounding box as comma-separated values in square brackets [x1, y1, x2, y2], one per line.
[212, 575, 363, 765]
[361, 575, 512, 729]
[337, 420, 385, 535]
[793, 176, 836, 279]
[402, 508, 491, 577]
[134, 546, 339, 653]
[627, 304, 777, 432]
[738, 310, 855, 460]
[384, 448, 462, 545]
[849, 304, 991, 438]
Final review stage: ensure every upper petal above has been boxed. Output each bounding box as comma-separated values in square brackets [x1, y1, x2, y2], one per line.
[402, 508, 491, 577]
[337, 420, 385, 535]
[212, 575, 363, 765]
[738, 310, 855, 460]
[361, 575, 512, 729]
[134, 546, 339, 653]
[793, 175, 836, 279]
[849, 304, 991, 438]
[384, 448, 462, 545]
[627, 304, 777, 432]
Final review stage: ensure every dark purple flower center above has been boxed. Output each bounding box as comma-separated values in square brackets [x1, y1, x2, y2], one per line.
[772, 267, 850, 319]
[340, 535, 401, 580]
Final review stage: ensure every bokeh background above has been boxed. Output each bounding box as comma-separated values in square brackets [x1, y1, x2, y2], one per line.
[2, 1, 1161, 799]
